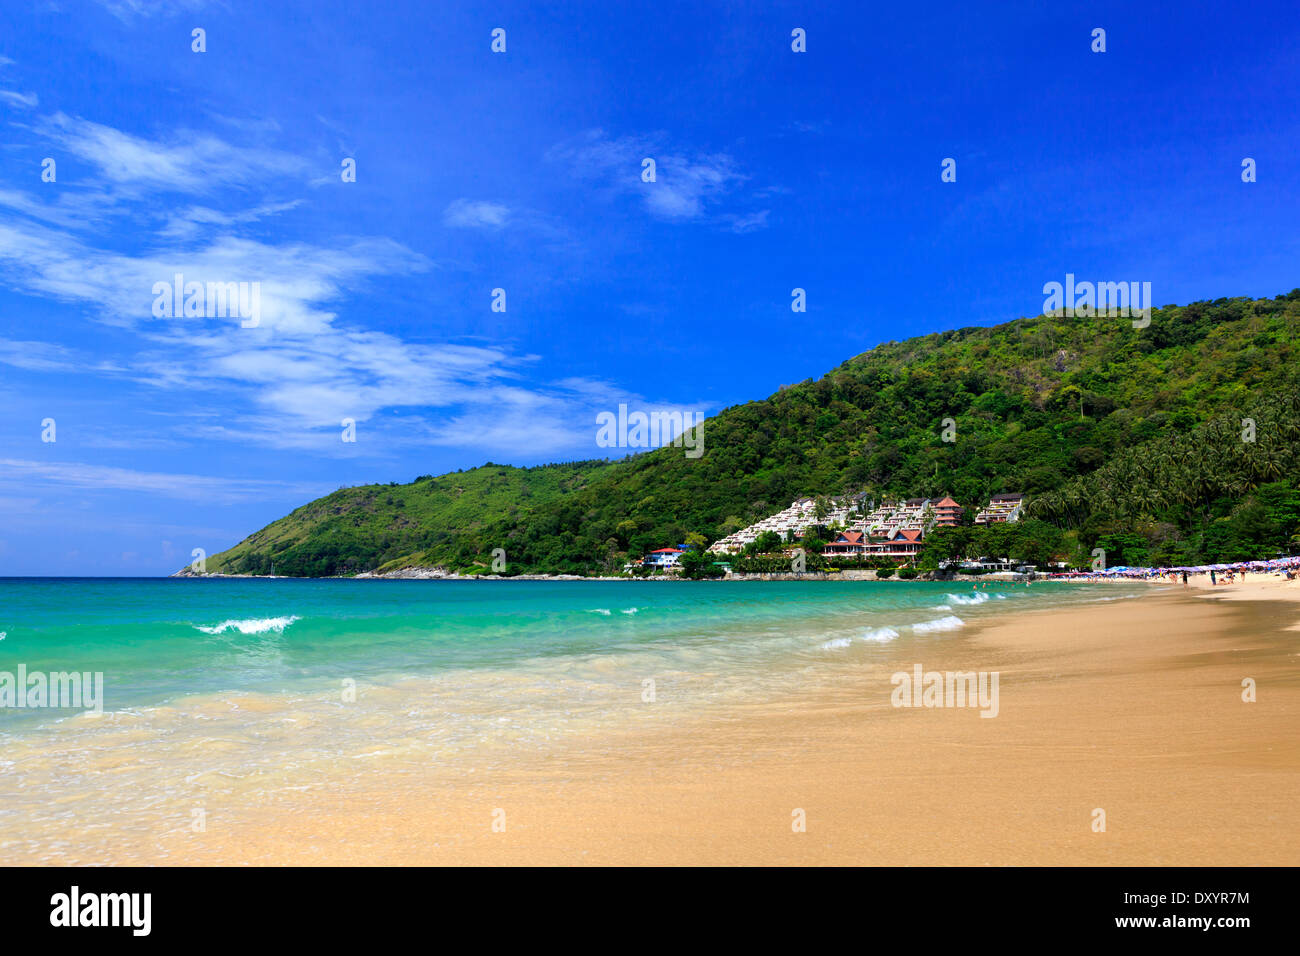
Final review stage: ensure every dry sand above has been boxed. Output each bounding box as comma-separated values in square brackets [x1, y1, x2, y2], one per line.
[157, 579, 1300, 865]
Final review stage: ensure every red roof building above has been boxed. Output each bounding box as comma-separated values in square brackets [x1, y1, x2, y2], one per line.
[823, 531, 866, 554]
[931, 496, 963, 527]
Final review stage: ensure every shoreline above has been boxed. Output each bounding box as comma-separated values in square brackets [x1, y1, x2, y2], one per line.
[172, 569, 1048, 582]
[51, 578, 1296, 866]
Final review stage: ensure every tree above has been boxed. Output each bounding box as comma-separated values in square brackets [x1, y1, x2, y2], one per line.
[678, 549, 724, 579]
[684, 532, 709, 551]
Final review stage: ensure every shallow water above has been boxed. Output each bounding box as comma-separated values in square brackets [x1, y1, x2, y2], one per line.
[0, 578, 1143, 859]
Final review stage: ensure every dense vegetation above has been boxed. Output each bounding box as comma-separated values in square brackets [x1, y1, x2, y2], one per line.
[203, 291, 1300, 575]
[202, 461, 605, 576]
[1024, 391, 1300, 565]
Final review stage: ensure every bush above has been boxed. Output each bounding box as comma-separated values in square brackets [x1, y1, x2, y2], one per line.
[732, 553, 827, 574]
[896, 568, 918, 580]
[875, 567, 895, 578]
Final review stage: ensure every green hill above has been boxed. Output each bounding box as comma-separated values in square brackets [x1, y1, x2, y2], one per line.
[202, 461, 609, 576]
[202, 290, 1300, 575]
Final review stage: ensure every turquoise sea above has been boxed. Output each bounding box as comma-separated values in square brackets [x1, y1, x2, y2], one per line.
[0, 578, 1145, 861]
[0, 577, 1145, 726]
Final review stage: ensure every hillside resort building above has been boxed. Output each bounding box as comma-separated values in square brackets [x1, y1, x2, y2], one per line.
[974, 493, 1026, 524]
[693, 493, 1021, 564]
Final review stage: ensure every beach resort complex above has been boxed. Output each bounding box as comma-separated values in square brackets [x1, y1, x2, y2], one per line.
[699, 494, 994, 563]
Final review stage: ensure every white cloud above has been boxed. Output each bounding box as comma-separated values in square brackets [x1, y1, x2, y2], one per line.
[158, 201, 304, 240]
[0, 90, 38, 109]
[0, 113, 661, 459]
[0, 338, 77, 372]
[414, 378, 711, 458]
[548, 129, 768, 229]
[94, 0, 211, 23]
[0, 458, 329, 505]
[0, 219, 429, 337]
[38, 113, 309, 194]
[443, 199, 510, 229]
[0, 184, 130, 231]
[724, 209, 770, 234]
[0, 190, 630, 455]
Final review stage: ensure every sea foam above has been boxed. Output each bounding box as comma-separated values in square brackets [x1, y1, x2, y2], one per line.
[195, 615, 300, 635]
[861, 626, 900, 643]
[946, 592, 990, 605]
[912, 615, 965, 633]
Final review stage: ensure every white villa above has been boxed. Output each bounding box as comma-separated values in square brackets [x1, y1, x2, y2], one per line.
[974, 493, 1025, 524]
[707, 497, 855, 554]
[708, 495, 963, 556]
[641, 547, 687, 568]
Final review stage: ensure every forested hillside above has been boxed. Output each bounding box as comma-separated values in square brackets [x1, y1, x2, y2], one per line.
[201, 461, 606, 576]
[203, 290, 1300, 575]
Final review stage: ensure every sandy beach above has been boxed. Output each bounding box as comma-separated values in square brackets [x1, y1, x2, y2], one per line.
[120, 578, 1297, 867]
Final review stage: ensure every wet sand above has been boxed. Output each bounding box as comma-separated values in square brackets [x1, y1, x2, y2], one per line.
[147, 583, 1300, 866]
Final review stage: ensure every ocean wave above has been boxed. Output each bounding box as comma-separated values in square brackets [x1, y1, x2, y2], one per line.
[930, 604, 953, 611]
[912, 615, 965, 633]
[195, 615, 300, 635]
[861, 626, 899, 643]
[620, 608, 639, 615]
[946, 592, 989, 605]
[822, 637, 853, 650]
[588, 608, 612, 616]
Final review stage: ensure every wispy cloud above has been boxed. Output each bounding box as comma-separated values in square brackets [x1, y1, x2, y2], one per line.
[548, 129, 768, 231]
[37, 113, 308, 195]
[443, 199, 510, 229]
[0, 115, 618, 456]
[393, 378, 712, 458]
[0, 187, 121, 231]
[158, 200, 305, 240]
[0, 111, 666, 460]
[0, 90, 38, 109]
[0, 458, 329, 505]
[0, 337, 78, 372]
[94, 0, 212, 23]
[722, 209, 769, 234]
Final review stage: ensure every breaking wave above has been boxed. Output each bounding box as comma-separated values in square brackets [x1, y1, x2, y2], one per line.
[195, 616, 300, 635]
[912, 615, 965, 633]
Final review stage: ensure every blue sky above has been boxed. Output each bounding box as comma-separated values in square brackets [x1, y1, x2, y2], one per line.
[1, 0, 1298, 575]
